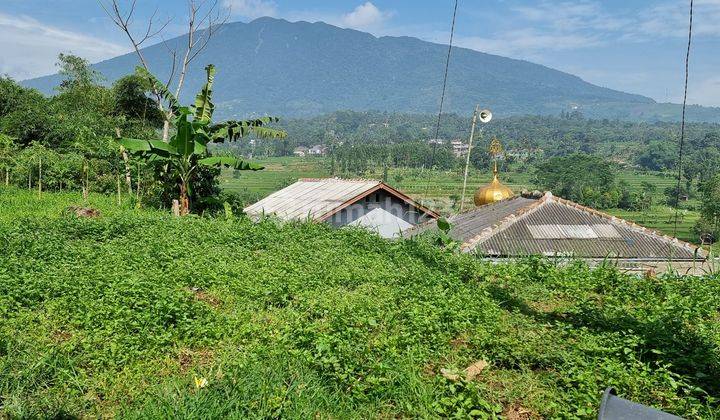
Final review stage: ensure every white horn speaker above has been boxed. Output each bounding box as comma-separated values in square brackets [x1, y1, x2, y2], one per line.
[479, 109, 493, 123]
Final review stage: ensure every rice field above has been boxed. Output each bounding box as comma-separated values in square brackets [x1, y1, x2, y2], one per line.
[220, 157, 717, 253]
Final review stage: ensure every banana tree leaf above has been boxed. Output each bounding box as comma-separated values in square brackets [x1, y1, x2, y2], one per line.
[171, 116, 194, 157]
[208, 119, 286, 143]
[193, 131, 211, 155]
[118, 138, 178, 157]
[193, 65, 216, 123]
[135, 66, 180, 115]
[198, 156, 264, 170]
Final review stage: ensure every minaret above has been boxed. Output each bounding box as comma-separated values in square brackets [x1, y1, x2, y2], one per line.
[473, 138, 514, 206]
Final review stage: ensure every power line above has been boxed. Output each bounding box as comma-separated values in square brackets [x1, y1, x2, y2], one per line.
[673, 0, 693, 237]
[423, 0, 458, 201]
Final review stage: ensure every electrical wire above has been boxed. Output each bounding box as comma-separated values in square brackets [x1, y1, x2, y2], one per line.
[422, 0, 458, 201]
[673, 0, 693, 236]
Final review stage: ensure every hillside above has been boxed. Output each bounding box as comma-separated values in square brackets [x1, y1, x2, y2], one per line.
[1, 187, 719, 418]
[22, 17, 720, 122]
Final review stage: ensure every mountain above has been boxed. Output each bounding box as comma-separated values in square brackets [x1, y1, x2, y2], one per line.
[22, 17, 720, 122]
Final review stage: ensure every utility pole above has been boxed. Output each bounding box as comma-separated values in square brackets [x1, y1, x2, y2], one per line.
[460, 106, 479, 213]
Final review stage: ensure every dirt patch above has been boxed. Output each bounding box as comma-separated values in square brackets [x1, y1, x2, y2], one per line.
[188, 287, 222, 307]
[66, 206, 101, 218]
[51, 330, 73, 343]
[503, 404, 537, 420]
[450, 335, 469, 349]
[178, 348, 214, 373]
[464, 360, 489, 381]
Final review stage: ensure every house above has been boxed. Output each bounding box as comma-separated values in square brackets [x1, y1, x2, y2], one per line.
[244, 178, 439, 238]
[308, 145, 327, 156]
[293, 146, 309, 157]
[451, 140, 469, 157]
[405, 191, 710, 275]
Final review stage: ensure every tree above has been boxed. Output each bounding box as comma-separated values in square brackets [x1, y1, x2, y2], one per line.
[696, 174, 720, 243]
[637, 141, 677, 171]
[0, 134, 17, 185]
[101, 0, 229, 141]
[112, 75, 165, 127]
[119, 65, 286, 215]
[57, 53, 103, 91]
[534, 153, 621, 209]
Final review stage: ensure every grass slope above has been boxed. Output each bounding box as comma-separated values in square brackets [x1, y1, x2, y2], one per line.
[1, 188, 719, 418]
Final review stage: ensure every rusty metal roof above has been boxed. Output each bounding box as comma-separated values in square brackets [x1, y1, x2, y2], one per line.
[408, 192, 706, 261]
[243, 178, 439, 222]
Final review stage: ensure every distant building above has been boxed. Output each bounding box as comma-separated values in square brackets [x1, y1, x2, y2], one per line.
[244, 178, 439, 238]
[406, 191, 710, 275]
[293, 146, 309, 157]
[451, 140, 469, 158]
[308, 145, 327, 156]
[428, 138, 445, 145]
[405, 162, 711, 275]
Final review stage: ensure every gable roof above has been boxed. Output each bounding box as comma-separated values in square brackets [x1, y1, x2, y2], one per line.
[243, 178, 440, 222]
[407, 192, 707, 261]
[347, 208, 413, 238]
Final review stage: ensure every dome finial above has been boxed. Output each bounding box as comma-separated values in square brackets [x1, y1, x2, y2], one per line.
[474, 137, 514, 206]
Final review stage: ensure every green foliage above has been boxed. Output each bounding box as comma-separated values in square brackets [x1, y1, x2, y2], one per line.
[535, 153, 622, 208]
[697, 174, 720, 243]
[56, 53, 103, 92]
[638, 141, 678, 171]
[121, 64, 286, 212]
[1, 189, 718, 418]
[112, 75, 165, 127]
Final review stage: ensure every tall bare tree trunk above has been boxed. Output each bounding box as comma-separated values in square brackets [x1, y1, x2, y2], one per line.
[136, 163, 142, 203]
[5, 168, 8, 186]
[38, 157, 42, 197]
[115, 128, 134, 193]
[117, 174, 122, 205]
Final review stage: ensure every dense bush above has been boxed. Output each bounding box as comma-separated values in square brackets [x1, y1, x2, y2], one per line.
[0, 189, 719, 418]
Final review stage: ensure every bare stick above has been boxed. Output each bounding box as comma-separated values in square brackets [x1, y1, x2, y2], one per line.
[459, 106, 479, 213]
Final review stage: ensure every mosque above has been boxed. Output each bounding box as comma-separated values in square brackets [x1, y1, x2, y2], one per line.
[406, 138, 711, 276]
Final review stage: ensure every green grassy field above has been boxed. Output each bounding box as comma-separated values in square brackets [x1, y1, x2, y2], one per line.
[220, 157, 717, 252]
[1, 188, 719, 418]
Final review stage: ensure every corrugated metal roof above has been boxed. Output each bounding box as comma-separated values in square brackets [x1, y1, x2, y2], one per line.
[464, 194, 705, 260]
[403, 196, 536, 240]
[406, 192, 706, 261]
[244, 178, 381, 221]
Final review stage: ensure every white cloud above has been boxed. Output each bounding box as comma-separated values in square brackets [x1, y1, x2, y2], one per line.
[688, 75, 720, 106]
[224, 0, 277, 20]
[340, 2, 392, 30]
[632, 0, 720, 39]
[0, 12, 127, 80]
[286, 2, 393, 32]
[452, 30, 602, 59]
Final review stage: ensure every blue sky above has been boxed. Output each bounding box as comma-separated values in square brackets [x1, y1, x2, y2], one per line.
[1, 0, 718, 106]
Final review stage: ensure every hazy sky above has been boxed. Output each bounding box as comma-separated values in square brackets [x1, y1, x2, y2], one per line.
[1, 0, 718, 106]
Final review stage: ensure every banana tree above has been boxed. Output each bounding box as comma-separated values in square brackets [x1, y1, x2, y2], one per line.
[118, 64, 286, 214]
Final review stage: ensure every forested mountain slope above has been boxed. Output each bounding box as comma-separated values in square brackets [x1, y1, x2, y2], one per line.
[23, 17, 720, 122]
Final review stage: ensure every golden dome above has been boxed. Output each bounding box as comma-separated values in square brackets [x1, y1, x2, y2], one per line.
[474, 163, 514, 206]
